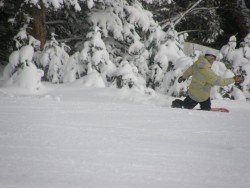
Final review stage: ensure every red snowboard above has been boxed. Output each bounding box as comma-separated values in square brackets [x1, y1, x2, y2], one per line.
[210, 108, 229, 113]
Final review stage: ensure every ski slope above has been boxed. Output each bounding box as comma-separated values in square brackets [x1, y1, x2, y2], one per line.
[0, 83, 250, 188]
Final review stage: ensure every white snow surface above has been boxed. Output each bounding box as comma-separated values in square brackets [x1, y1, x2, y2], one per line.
[0, 82, 250, 188]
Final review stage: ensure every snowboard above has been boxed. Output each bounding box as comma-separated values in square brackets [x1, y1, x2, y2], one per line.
[210, 108, 229, 113]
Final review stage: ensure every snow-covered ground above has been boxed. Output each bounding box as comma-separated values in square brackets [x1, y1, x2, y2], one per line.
[0, 82, 250, 188]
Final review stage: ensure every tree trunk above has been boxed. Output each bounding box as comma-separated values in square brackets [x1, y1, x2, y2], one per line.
[28, 0, 47, 49]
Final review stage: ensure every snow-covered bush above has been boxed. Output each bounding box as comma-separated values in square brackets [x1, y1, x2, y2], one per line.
[5, 62, 44, 91]
[147, 44, 169, 90]
[63, 52, 82, 83]
[37, 34, 69, 83]
[111, 60, 145, 90]
[86, 1, 160, 92]
[3, 21, 44, 91]
[78, 27, 116, 86]
[76, 70, 106, 88]
[3, 51, 21, 81]
[110, 59, 154, 95]
[147, 24, 187, 96]
[128, 39, 150, 80]
[220, 33, 250, 99]
[210, 60, 238, 100]
[161, 56, 192, 96]
[3, 18, 39, 80]
[220, 35, 237, 68]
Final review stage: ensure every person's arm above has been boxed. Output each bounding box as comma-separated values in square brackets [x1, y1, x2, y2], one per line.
[202, 69, 235, 86]
[182, 65, 194, 79]
[178, 65, 194, 83]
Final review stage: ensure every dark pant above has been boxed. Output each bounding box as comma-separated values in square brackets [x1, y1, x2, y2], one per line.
[171, 96, 211, 111]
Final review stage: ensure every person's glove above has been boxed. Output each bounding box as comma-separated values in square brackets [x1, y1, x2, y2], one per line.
[233, 75, 244, 84]
[178, 76, 186, 83]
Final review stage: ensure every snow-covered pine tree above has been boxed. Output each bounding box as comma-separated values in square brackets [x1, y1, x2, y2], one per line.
[210, 59, 235, 100]
[147, 23, 189, 96]
[217, 33, 250, 100]
[38, 33, 70, 83]
[220, 35, 237, 68]
[3, 18, 44, 91]
[86, 1, 190, 95]
[78, 26, 116, 86]
[233, 33, 250, 98]
[111, 60, 142, 89]
[143, 0, 222, 47]
[128, 36, 150, 80]
[87, 1, 156, 89]
[63, 52, 81, 83]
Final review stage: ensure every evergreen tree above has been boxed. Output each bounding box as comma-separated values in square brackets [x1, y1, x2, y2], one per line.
[78, 26, 116, 86]
[2, 18, 44, 91]
[37, 33, 70, 83]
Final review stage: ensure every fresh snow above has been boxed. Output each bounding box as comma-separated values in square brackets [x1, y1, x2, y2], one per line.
[1, 1, 249, 186]
[0, 81, 250, 188]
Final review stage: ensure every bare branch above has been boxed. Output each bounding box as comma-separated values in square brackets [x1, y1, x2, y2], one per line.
[178, 30, 207, 35]
[173, 0, 204, 27]
[189, 7, 219, 12]
[161, 0, 205, 29]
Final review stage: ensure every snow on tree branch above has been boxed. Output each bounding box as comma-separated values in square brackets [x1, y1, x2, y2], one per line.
[25, 0, 81, 11]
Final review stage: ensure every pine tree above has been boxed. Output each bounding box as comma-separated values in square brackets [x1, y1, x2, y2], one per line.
[2, 19, 44, 91]
[37, 33, 70, 83]
[78, 26, 116, 86]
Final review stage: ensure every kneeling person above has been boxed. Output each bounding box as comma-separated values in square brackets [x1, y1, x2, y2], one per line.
[172, 50, 242, 110]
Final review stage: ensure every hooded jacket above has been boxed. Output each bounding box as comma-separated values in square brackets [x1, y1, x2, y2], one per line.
[182, 56, 235, 102]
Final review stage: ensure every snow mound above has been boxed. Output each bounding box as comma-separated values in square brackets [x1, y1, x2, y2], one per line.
[2, 62, 45, 95]
[71, 70, 106, 88]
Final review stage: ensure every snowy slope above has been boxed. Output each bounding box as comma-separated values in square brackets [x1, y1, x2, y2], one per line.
[0, 83, 250, 188]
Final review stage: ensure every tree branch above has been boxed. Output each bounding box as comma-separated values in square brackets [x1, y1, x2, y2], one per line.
[161, 0, 204, 29]
[189, 7, 219, 13]
[178, 29, 207, 35]
[173, 0, 204, 27]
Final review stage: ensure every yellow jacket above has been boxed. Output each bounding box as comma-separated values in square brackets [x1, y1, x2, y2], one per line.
[182, 56, 235, 102]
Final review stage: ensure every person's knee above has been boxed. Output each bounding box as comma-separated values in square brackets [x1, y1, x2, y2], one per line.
[171, 99, 183, 108]
[183, 97, 197, 109]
